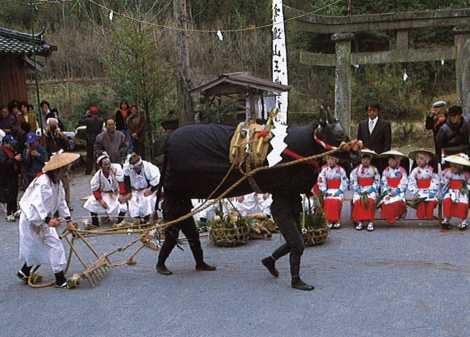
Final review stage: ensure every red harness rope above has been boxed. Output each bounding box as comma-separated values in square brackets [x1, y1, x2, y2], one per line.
[281, 127, 337, 171]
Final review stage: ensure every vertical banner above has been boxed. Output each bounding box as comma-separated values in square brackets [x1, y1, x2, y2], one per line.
[272, 0, 288, 123]
[268, 0, 289, 167]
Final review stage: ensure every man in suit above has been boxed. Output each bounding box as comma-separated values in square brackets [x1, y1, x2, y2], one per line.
[357, 102, 392, 171]
[357, 102, 392, 154]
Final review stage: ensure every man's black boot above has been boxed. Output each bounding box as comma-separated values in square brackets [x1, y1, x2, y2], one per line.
[195, 262, 216, 271]
[17, 263, 32, 281]
[54, 271, 68, 288]
[291, 277, 315, 291]
[156, 263, 173, 275]
[261, 256, 279, 277]
[156, 238, 176, 275]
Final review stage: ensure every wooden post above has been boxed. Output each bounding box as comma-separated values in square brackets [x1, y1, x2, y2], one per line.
[332, 33, 354, 137]
[454, 26, 470, 113]
[174, 0, 193, 126]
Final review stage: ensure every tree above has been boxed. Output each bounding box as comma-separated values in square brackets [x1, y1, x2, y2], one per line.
[104, 12, 175, 159]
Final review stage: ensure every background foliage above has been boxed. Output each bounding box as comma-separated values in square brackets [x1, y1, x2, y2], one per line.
[1, 0, 468, 146]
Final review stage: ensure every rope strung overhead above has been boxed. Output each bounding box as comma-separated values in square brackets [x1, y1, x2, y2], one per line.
[85, 0, 344, 34]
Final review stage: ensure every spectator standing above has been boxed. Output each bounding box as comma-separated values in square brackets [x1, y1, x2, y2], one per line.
[25, 104, 37, 131]
[22, 132, 48, 187]
[94, 118, 128, 165]
[425, 100, 448, 154]
[44, 118, 69, 157]
[435, 105, 470, 162]
[78, 105, 104, 174]
[44, 117, 72, 207]
[127, 104, 145, 157]
[357, 102, 392, 155]
[0, 105, 18, 133]
[41, 101, 65, 131]
[115, 100, 130, 134]
[0, 131, 20, 221]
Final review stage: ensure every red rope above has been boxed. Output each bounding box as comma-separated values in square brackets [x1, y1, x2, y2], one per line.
[282, 149, 320, 170]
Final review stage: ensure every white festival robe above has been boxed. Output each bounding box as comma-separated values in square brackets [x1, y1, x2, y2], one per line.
[235, 193, 272, 216]
[18, 174, 70, 273]
[407, 166, 440, 201]
[350, 164, 380, 202]
[380, 166, 408, 206]
[84, 164, 127, 217]
[123, 161, 160, 218]
[440, 169, 470, 204]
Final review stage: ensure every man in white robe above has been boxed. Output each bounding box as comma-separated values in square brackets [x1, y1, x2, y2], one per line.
[121, 153, 160, 221]
[83, 153, 127, 228]
[17, 152, 79, 288]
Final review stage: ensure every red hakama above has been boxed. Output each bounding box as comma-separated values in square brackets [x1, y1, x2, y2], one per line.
[381, 177, 406, 224]
[323, 179, 342, 223]
[415, 178, 437, 219]
[352, 177, 376, 222]
[442, 180, 468, 220]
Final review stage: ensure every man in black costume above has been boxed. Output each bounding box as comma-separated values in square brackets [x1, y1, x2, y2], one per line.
[156, 195, 216, 275]
[261, 192, 314, 291]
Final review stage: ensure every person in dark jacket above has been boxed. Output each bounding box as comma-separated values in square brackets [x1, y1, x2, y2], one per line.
[41, 101, 65, 131]
[425, 100, 448, 154]
[127, 104, 145, 157]
[357, 102, 392, 155]
[115, 100, 132, 152]
[78, 106, 104, 174]
[22, 132, 48, 187]
[115, 100, 130, 134]
[435, 105, 470, 162]
[44, 118, 69, 157]
[94, 118, 128, 165]
[0, 132, 21, 221]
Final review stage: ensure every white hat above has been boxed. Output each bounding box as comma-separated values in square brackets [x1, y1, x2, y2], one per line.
[444, 153, 470, 167]
[128, 153, 143, 168]
[0, 129, 5, 143]
[408, 149, 434, 161]
[360, 149, 378, 158]
[96, 152, 110, 166]
[379, 149, 406, 158]
[432, 100, 448, 108]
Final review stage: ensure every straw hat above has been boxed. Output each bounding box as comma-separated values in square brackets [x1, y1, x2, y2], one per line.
[379, 149, 406, 158]
[444, 153, 470, 167]
[360, 149, 378, 158]
[42, 152, 80, 173]
[408, 148, 434, 161]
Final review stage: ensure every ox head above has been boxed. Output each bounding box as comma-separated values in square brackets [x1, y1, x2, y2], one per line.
[316, 105, 349, 147]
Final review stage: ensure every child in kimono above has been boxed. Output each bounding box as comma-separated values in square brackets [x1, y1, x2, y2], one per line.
[440, 153, 470, 229]
[407, 150, 440, 220]
[379, 150, 408, 224]
[317, 155, 348, 229]
[350, 149, 380, 231]
[83, 153, 127, 229]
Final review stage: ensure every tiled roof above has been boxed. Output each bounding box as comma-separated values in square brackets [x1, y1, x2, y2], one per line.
[0, 27, 56, 56]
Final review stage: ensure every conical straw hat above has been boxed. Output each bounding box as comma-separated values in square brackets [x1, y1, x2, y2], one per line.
[360, 149, 378, 157]
[379, 149, 406, 158]
[444, 153, 470, 167]
[42, 152, 80, 173]
[408, 148, 434, 161]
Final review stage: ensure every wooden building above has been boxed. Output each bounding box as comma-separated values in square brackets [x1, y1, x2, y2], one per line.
[0, 27, 55, 107]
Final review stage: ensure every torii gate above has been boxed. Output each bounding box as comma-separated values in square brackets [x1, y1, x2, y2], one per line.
[289, 8, 470, 136]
